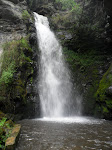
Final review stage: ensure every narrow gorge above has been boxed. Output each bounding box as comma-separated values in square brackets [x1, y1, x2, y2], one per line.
[0, 0, 112, 149]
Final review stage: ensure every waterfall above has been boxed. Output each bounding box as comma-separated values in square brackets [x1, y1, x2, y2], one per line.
[34, 12, 82, 118]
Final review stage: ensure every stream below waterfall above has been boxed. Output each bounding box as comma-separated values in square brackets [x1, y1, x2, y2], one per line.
[16, 117, 112, 150]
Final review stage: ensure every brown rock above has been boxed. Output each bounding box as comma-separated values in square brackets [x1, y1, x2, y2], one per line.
[5, 124, 21, 150]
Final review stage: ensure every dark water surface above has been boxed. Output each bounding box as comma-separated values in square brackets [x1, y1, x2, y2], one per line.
[16, 117, 112, 150]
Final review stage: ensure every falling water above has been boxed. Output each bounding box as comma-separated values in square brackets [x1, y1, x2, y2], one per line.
[34, 12, 81, 118]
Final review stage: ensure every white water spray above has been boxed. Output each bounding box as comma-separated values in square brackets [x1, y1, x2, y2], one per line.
[34, 12, 81, 118]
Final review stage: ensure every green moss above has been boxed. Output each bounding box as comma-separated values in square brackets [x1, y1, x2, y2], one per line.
[22, 10, 30, 21]
[20, 37, 32, 52]
[0, 63, 15, 85]
[24, 57, 32, 63]
[62, 47, 107, 116]
[94, 64, 112, 118]
[63, 48, 102, 68]
[95, 64, 112, 101]
[0, 37, 33, 110]
[0, 37, 32, 83]
[55, 0, 81, 12]
[15, 85, 27, 104]
[102, 106, 109, 113]
[105, 99, 112, 109]
[30, 77, 33, 84]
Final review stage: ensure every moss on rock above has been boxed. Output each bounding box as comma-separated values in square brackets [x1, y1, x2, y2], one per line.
[95, 64, 112, 119]
[0, 37, 34, 115]
[0, 112, 14, 150]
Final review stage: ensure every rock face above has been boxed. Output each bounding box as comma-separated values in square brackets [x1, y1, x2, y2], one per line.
[27, 0, 56, 15]
[95, 64, 112, 119]
[0, 0, 26, 65]
[0, 0, 27, 44]
[5, 124, 21, 150]
[104, 0, 112, 16]
[0, 0, 40, 119]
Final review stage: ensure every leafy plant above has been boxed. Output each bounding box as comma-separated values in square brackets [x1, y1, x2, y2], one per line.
[0, 117, 7, 127]
[0, 117, 13, 149]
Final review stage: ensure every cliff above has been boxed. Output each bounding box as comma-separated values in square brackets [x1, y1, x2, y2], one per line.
[0, 0, 39, 119]
[0, 0, 112, 120]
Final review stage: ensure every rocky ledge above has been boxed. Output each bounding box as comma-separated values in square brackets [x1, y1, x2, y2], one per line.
[5, 124, 21, 150]
[0, 0, 27, 45]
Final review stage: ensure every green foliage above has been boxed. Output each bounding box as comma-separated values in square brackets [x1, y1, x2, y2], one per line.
[63, 48, 102, 67]
[22, 10, 30, 21]
[0, 63, 15, 85]
[95, 65, 112, 101]
[95, 65, 112, 118]
[102, 106, 109, 113]
[55, 0, 80, 12]
[52, 12, 73, 27]
[0, 117, 7, 127]
[0, 37, 33, 109]
[0, 37, 32, 84]
[0, 117, 13, 149]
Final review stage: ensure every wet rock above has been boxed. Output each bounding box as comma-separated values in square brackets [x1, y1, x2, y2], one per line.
[27, 0, 56, 16]
[5, 124, 21, 150]
[0, 0, 26, 45]
[0, 0, 22, 21]
[8, 0, 19, 4]
[107, 86, 112, 96]
[0, 111, 5, 119]
[0, 0, 37, 119]
[29, 33, 37, 45]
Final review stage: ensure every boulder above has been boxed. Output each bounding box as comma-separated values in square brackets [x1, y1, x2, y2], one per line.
[0, 0, 22, 21]
[5, 124, 21, 150]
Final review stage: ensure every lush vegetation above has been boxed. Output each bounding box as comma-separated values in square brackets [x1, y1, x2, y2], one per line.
[62, 45, 111, 117]
[0, 37, 32, 85]
[0, 37, 33, 113]
[55, 0, 81, 12]
[95, 65, 112, 118]
[0, 112, 14, 149]
[63, 48, 104, 67]
[22, 10, 31, 21]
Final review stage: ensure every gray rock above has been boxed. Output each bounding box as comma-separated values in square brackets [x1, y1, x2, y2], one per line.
[107, 86, 112, 95]
[0, 0, 27, 45]
[0, 0, 22, 21]
[8, 0, 19, 4]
